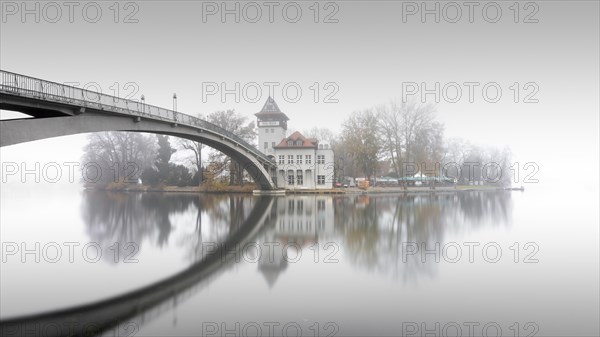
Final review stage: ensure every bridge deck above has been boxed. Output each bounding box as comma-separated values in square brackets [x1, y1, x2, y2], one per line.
[0, 70, 276, 167]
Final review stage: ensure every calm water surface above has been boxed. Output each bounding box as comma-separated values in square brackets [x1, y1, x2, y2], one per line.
[1, 184, 598, 336]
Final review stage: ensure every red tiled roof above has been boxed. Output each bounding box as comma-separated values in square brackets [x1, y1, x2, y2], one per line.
[274, 131, 318, 149]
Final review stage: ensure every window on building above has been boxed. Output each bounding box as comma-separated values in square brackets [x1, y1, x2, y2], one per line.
[288, 173, 295, 185]
[287, 140, 293, 146]
[270, 128, 274, 133]
[288, 155, 294, 164]
[264, 142, 268, 150]
[296, 140, 303, 146]
[319, 144, 323, 149]
[317, 175, 325, 185]
[278, 155, 284, 164]
[305, 155, 312, 164]
[324, 144, 329, 149]
[297, 170, 303, 185]
[265, 128, 269, 133]
[297, 155, 302, 164]
[271, 142, 275, 148]
[317, 155, 325, 164]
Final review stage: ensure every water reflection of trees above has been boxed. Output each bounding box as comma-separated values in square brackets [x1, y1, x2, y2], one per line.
[82, 190, 512, 282]
[177, 195, 256, 263]
[333, 191, 513, 281]
[81, 191, 256, 263]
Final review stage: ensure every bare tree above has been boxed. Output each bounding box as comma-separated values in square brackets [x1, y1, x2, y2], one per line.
[377, 102, 404, 178]
[414, 121, 445, 174]
[82, 132, 156, 187]
[206, 109, 256, 185]
[340, 109, 383, 180]
[377, 101, 436, 177]
[177, 113, 205, 186]
[302, 127, 336, 143]
[399, 102, 435, 175]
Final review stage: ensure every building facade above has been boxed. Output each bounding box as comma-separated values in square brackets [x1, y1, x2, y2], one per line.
[256, 97, 334, 189]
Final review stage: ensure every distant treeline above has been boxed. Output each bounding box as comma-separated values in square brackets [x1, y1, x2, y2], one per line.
[81, 101, 512, 188]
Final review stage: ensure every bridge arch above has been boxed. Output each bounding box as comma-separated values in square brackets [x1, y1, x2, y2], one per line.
[0, 71, 277, 189]
[0, 114, 276, 189]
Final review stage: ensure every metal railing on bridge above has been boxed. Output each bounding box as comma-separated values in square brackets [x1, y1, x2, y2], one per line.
[0, 70, 275, 165]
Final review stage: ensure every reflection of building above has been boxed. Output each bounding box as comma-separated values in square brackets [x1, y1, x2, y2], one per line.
[257, 196, 334, 288]
[256, 97, 334, 189]
[258, 239, 288, 288]
[274, 196, 334, 241]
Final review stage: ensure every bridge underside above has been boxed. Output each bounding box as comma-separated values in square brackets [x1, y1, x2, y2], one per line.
[0, 112, 277, 190]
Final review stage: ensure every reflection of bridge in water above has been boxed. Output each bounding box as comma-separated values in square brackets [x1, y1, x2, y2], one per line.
[0, 197, 276, 337]
[0, 70, 277, 189]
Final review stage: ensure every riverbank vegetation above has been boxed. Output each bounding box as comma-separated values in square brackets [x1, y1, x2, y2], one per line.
[81, 100, 512, 190]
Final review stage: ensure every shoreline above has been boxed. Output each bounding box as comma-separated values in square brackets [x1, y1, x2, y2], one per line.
[257, 185, 523, 195]
[85, 184, 523, 195]
[83, 184, 257, 194]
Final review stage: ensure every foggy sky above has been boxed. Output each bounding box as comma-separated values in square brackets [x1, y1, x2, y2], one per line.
[1, 0, 598, 189]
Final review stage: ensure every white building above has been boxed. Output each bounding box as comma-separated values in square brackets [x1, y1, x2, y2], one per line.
[256, 97, 334, 189]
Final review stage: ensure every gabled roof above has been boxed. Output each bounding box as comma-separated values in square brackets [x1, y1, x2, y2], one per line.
[255, 96, 290, 121]
[274, 131, 318, 149]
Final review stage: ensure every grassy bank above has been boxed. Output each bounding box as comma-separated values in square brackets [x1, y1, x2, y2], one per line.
[84, 182, 259, 194]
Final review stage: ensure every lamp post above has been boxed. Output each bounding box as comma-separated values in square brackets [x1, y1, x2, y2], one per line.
[173, 93, 178, 122]
[140, 94, 145, 113]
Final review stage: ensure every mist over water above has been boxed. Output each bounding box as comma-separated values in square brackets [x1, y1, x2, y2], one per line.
[1, 185, 597, 336]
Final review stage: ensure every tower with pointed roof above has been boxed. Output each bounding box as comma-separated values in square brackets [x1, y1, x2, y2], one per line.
[255, 96, 289, 157]
[256, 97, 334, 189]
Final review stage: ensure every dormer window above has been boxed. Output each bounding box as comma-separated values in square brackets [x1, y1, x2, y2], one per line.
[288, 140, 293, 146]
[319, 144, 323, 149]
[296, 140, 302, 146]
